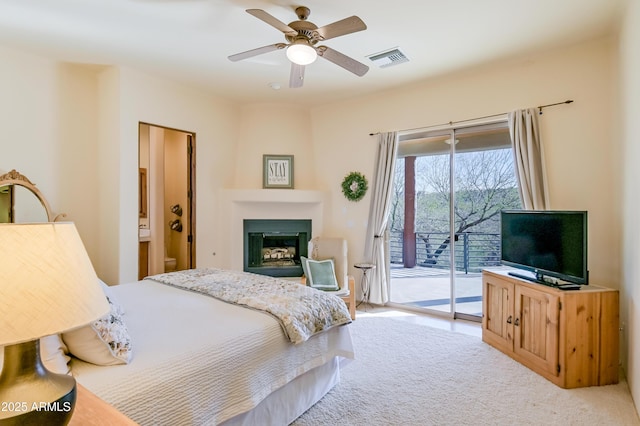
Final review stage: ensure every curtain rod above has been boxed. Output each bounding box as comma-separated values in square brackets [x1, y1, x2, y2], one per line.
[537, 99, 573, 114]
[368, 99, 574, 136]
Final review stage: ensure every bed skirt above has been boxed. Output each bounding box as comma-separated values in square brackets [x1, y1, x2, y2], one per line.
[222, 356, 350, 425]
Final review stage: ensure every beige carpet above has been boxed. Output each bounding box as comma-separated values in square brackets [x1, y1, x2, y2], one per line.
[292, 316, 640, 426]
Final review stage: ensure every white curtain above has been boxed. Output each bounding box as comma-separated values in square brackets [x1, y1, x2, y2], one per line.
[508, 108, 550, 210]
[364, 131, 398, 304]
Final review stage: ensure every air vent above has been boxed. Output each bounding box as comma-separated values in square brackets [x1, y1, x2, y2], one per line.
[367, 48, 409, 68]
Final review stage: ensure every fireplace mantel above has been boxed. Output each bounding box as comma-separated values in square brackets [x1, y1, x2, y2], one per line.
[222, 189, 328, 204]
[219, 189, 328, 272]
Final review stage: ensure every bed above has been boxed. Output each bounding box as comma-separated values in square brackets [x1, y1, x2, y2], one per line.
[69, 269, 354, 425]
[0, 170, 353, 425]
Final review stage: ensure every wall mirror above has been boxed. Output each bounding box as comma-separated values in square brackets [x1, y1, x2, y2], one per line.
[0, 169, 61, 223]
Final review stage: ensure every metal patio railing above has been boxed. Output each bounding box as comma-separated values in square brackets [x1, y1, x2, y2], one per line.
[389, 230, 501, 274]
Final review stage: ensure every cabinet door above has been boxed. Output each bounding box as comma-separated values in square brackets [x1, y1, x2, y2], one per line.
[482, 275, 514, 352]
[514, 285, 559, 377]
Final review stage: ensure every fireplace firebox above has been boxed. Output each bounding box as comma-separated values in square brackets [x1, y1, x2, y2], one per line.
[243, 219, 311, 277]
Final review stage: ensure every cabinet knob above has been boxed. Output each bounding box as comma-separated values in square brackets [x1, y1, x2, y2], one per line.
[514, 318, 520, 326]
[506, 315, 512, 324]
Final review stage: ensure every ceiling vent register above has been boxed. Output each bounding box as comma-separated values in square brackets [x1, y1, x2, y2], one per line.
[368, 48, 409, 68]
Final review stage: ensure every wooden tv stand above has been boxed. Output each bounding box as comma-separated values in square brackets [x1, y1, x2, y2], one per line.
[482, 269, 619, 388]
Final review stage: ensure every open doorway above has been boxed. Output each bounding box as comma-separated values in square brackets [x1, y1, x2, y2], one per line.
[138, 123, 196, 279]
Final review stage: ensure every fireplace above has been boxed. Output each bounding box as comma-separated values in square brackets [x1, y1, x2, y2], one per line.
[243, 219, 311, 277]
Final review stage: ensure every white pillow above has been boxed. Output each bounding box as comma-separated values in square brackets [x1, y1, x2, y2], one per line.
[0, 334, 70, 375]
[40, 334, 72, 374]
[62, 281, 132, 366]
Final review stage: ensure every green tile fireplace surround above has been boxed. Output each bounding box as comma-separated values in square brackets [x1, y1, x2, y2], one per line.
[244, 219, 311, 278]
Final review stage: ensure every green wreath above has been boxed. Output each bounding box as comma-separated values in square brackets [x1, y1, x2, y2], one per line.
[341, 171, 368, 202]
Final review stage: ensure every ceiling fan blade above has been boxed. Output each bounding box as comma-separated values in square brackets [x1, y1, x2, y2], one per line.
[315, 16, 366, 41]
[228, 43, 286, 62]
[317, 46, 369, 77]
[289, 63, 305, 88]
[246, 9, 297, 37]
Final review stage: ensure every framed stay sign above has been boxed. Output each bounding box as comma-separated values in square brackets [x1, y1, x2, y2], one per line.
[263, 155, 294, 189]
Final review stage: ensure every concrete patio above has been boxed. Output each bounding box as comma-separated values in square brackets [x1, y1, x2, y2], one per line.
[389, 265, 488, 316]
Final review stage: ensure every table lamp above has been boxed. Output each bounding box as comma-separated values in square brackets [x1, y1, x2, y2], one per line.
[0, 222, 110, 425]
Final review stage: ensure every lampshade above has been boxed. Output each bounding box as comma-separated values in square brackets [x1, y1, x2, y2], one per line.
[0, 222, 110, 346]
[286, 42, 317, 65]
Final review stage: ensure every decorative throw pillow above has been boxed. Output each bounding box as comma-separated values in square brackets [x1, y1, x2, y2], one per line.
[302, 257, 340, 291]
[62, 281, 132, 366]
[98, 279, 125, 315]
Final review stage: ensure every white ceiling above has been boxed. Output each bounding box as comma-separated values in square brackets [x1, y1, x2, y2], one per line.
[0, 0, 625, 107]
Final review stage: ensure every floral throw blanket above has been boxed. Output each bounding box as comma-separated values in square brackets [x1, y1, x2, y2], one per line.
[145, 268, 352, 344]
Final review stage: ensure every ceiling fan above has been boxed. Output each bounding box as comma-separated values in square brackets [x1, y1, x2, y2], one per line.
[228, 6, 369, 88]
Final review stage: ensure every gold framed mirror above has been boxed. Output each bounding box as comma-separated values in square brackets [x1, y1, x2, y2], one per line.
[0, 170, 62, 223]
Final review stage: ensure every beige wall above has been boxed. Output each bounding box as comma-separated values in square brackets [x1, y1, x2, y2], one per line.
[0, 46, 101, 264]
[164, 129, 189, 272]
[98, 67, 239, 283]
[0, 48, 240, 284]
[619, 0, 640, 412]
[233, 103, 316, 189]
[311, 37, 620, 289]
[148, 125, 165, 276]
[96, 66, 122, 284]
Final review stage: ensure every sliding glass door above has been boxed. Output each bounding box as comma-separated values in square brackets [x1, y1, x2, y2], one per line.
[388, 122, 521, 319]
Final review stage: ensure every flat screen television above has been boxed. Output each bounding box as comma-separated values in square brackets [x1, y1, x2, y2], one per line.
[500, 210, 588, 285]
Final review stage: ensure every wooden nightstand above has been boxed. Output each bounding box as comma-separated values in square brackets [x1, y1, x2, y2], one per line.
[69, 384, 138, 425]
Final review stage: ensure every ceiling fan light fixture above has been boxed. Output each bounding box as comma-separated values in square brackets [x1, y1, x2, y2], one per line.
[286, 41, 317, 65]
[230, 7, 369, 87]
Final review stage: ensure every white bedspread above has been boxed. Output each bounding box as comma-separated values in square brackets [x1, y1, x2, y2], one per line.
[146, 268, 352, 344]
[72, 280, 354, 425]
